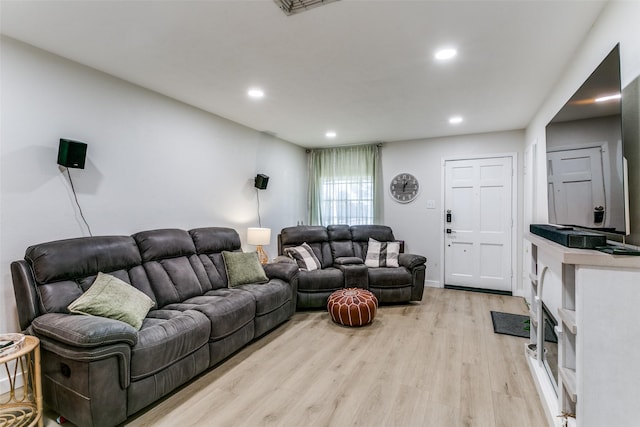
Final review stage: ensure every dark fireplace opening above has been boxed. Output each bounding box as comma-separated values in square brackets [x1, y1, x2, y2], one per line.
[541, 302, 559, 394]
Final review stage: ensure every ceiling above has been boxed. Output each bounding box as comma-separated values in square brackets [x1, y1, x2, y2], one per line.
[0, 0, 608, 148]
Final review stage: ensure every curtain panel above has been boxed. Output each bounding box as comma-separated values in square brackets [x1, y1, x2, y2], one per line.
[308, 144, 382, 226]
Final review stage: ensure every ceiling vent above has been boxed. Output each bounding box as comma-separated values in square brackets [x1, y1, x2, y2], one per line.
[273, 0, 340, 16]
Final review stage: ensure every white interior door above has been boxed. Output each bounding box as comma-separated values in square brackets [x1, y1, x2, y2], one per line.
[547, 147, 606, 227]
[444, 157, 513, 293]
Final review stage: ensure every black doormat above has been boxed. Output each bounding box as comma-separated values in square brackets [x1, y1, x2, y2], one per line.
[490, 311, 557, 342]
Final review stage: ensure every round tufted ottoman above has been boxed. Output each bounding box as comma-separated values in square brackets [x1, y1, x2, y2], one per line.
[327, 288, 378, 327]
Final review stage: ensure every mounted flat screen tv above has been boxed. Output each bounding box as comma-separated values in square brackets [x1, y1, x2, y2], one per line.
[546, 44, 629, 236]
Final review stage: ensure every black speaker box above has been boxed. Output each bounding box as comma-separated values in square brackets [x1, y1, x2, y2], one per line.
[57, 139, 87, 169]
[530, 224, 607, 249]
[255, 174, 269, 189]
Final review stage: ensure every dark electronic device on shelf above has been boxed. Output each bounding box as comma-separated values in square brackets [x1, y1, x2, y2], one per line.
[530, 224, 607, 249]
[595, 246, 640, 256]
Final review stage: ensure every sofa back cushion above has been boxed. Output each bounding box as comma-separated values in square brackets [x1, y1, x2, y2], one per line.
[279, 226, 332, 268]
[350, 225, 396, 260]
[24, 236, 143, 314]
[190, 227, 242, 290]
[133, 229, 211, 308]
[327, 225, 355, 259]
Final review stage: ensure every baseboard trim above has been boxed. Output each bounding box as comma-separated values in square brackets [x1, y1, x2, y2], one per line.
[0, 371, 23, 395]
[424, 279, 440, 288]
[444, 284, 512, 296]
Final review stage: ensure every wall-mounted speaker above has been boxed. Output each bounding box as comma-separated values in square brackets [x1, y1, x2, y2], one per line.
[254, 174, 269, 190]
[57, 139, 87, 169]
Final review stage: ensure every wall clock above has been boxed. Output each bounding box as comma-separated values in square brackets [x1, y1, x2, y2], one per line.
[390, 173, 419, 203]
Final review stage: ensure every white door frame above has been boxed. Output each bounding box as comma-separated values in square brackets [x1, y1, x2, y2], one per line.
[439, 152, 519, 294]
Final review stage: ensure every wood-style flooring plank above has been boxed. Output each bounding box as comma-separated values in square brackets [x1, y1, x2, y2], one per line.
[43, 288, 548, 427]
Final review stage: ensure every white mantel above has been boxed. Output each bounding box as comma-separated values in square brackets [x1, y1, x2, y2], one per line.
[525, 232, 640, 427]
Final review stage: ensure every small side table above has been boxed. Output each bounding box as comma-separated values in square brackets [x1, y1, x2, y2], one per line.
[0, 336, 43, 427]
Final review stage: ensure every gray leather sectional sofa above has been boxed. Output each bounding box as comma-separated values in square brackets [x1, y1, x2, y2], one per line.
[278, 225, 427, 308]
[10, 227, 298, 427]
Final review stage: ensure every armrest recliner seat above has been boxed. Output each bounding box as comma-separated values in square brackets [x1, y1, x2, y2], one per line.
[10, 227, 299, 427]
[278, 224, 426, 309]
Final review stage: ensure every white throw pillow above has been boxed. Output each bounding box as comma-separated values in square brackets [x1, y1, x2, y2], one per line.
[285, 242, 322, 271]
[365, 238, 400, 268]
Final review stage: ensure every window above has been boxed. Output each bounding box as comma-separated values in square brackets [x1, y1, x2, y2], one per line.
[308, 144, 382, 226]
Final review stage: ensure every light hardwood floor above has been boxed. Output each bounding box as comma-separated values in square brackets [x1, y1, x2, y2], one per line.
[44, 287, 548, 427]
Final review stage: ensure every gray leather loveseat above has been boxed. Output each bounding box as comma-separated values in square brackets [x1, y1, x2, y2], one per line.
[278, 225, 426, 308]
[10, 227, 298, 427]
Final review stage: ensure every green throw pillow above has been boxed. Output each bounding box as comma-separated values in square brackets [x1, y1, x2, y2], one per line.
[222, 251, 269, 287]
[67, 272, 155, 330]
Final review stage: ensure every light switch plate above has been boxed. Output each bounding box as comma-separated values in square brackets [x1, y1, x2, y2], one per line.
[426, 200, 436, 209]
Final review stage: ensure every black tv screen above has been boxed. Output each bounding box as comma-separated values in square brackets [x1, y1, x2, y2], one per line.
[545, 44, 628, 235]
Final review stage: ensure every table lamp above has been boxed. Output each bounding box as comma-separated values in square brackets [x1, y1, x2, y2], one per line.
[247, 227, 271, 265]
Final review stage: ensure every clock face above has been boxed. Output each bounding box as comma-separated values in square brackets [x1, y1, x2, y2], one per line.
[390, 173, 419, 203]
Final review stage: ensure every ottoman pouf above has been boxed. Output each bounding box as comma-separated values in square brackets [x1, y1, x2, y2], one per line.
[327, 288, 378, 327]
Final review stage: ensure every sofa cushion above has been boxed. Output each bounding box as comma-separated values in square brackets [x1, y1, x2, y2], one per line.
[67, 273, 155, 330]
[297, 267, 344, 291]
[130, 309, 210, 380]
[133, 229, 196, 262]
[25, 236, 142, 284]
[235, 280, 291, 316]
[350, 225, 396, 259]
[328, 225, 355, 258]
[141, 256, 210, 308]
[365, 238, 400, 268]
[190, 227, 242, 253]
[165, 288, 256, 341]
[285, 243, 322, 271]
[222, 251, 268, 286]
[368, 267, 412, 288]
[279, 226, 333, 268]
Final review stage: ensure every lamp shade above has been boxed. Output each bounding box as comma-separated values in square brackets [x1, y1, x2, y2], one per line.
[247, 227, 271, 246]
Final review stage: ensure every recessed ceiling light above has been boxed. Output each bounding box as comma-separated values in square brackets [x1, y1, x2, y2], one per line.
[325, 131, 337, 138]
[435, 48, 457, 61]
[247, 88, 264, 99]
[449, 116, 463, 124]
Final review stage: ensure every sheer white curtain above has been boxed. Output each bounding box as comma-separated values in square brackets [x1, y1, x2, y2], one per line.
[308, 144, 382, 226]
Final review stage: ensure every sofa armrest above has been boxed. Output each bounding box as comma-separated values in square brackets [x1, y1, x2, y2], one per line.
[272, 255, 296, 265]
[31, 313, 138, 348]
[398, 253, 427, 270]
[36, 334, 132, 390]
[263, 261, 299, 283]
[334, 257, 364, 265]
[11, 260, 40, 331]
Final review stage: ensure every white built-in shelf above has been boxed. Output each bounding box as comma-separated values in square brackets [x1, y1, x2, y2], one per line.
[528, 310, 538, 327]
[557, 308, 577, 334]
[525, 232, 640, 269]
[526, 233, 640, 427]
[559, 367, 577, 402]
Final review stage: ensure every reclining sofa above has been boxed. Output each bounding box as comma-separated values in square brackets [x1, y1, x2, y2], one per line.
[10, 227, 298, 427]
[278, 225, 426, 308]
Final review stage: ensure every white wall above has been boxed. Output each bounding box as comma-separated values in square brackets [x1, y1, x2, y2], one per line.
[523, 0, 640, 319]
[526, 0, 640, 244]
[381, 130, 525, 291]
[0, 37, 307, 337]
